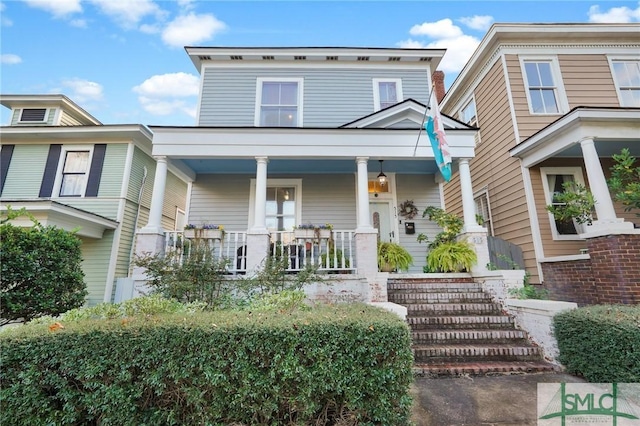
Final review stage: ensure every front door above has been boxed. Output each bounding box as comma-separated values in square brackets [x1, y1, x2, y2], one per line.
[370, 201, 394, 243]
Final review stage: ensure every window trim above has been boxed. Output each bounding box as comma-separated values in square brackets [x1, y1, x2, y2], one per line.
[519, 56, 569, 115]
[249, 178, 303, 230]
[540, 166, 586, 241]
[460, 97, 477, 126]
[372, 78, 403, 111]
[52, 145, 94, 198]
[608, 57, 640, 107]
[17, 108, 50, 124]
[473, 188, 493, 236]
[254, 77, 304, 127]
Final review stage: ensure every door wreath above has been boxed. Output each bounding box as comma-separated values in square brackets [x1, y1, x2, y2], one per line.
[399, 200, 418, 219]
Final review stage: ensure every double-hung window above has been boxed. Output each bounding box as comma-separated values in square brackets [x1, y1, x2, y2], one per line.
[373, 78, 403, 111]
[610, 59, 640, 107]
[521, 58, 567, 114]
[540, 167, 586, 239]
[255, 78, 303, 127]
[59, 150, 91, 197]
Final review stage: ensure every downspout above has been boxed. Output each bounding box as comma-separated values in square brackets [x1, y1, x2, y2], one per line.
[127, 166, 148, 277]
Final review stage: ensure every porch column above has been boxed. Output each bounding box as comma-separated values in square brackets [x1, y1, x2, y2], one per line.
[580, 138, 633, 235]
[458, 158, 484, 233]
[251, 156, 268, 232]
[140, 156, 168, 234]
[355, 157, 373, 231]
[247, 156, 270, 274]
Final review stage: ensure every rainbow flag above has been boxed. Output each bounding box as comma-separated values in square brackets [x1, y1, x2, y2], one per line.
[425, 95, 452, 182]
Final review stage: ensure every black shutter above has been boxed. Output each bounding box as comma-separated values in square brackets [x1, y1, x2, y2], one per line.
[0, 145, 15, 195]
[39, 144, 62, 197]
[85, 144, 106, 197]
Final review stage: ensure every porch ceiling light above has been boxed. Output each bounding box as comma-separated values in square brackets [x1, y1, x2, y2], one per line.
[377, 160, 387, 186]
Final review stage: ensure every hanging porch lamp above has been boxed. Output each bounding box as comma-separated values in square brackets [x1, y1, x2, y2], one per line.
[377, 160, 387, 186]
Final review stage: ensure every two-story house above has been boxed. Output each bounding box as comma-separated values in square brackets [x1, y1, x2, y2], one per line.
[0, 95, 191, 306]
[134, 47, 482, 301]
[440, 23, 640, 305]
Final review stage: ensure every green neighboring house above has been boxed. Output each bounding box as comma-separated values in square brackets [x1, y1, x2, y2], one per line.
[0, 94, 191, 306]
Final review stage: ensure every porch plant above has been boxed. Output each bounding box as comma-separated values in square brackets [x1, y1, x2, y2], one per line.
[545, 181, 596, 228]
[293, 223, 333, 240]
[184, 223, 225, 239]
[377, 241, 413, 272]
[608, 148, 640, 216]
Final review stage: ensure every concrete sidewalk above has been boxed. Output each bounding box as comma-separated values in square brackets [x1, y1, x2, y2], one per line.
[410, 372, 586, 426]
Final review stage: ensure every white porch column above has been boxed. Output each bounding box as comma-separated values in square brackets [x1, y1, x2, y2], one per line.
[247, 156, 270, 274]
[580, 138, 633, 235]
[458, 158, 484, 233]
[251, 156, 268, 232]
[140, 156, 168, 234]
[355, 157, 373, 231]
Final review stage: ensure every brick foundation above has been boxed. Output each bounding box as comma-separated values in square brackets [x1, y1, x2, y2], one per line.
[542, 234, 640, 305]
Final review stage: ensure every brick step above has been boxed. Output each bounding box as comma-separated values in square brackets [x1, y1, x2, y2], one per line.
[407, 302, 503, 316]
[413, 361, 560, 377]
[388, 282, 482, 292]
[389, 291, 491, 304]
[388, 276, 476, 285]
[407, 315, 515, 329]
[413, 343, 543, 363]
[411, 329, 528, 344]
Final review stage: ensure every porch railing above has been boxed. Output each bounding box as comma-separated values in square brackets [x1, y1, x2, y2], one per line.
[164, 229, 356, 274]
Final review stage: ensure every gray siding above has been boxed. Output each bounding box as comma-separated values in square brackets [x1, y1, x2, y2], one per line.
[1, 144, 49, 197]
[396, 174, 441, 273]
[199, 67, 430, 127]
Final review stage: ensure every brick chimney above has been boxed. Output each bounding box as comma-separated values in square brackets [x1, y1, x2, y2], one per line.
[432, 70, 446, 103]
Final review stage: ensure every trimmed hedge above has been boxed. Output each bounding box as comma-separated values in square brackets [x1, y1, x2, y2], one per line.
[0, 304, 414, 425]
[553, 304, 640, 382]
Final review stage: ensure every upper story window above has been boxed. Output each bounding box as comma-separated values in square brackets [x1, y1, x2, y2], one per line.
[373, 78, 403, 111]
[460, 99, 477, 126]
[18, 108, 48, 123]
[611, 59, 640, 107]
[255, 78, 303, 127]
[521, 58, 568, 115]
[59, 150, 91, 197]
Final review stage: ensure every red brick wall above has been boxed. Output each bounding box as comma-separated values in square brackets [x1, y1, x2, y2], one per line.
[542, 234, 640, 305]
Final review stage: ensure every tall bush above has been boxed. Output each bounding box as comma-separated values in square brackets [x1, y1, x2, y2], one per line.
[608, 148, 640, 215]
[0, 209, 87, 325]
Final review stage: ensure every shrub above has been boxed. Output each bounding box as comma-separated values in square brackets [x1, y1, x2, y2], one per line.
[0, 209, 87, 325]
[377, 241, 413, 272]
[608, 148, 640, 215]
[133, 242, 233, 309]
[0, 304, 414, 425]
[553, 305, 640, 382]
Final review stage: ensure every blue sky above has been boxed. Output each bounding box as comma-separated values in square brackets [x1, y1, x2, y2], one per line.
[2, 0, 639, 126]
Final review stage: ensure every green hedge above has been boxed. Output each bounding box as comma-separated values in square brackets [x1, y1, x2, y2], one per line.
[0, 304, 413, 425]
[553, 305, 640, 382]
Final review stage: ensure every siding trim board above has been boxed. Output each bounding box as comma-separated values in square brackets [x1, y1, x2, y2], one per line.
[0, 145, 15, 194]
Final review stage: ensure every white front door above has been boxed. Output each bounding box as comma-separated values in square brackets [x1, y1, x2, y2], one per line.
[370, 201, 394, 243]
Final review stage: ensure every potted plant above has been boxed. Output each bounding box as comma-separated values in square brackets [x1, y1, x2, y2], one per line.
[184, 223, 224, 240]
[546, 181, 596, 233]
[294, 223, 333, 240]
[377, 241, 413, 272]
[426, 240, 477, 273]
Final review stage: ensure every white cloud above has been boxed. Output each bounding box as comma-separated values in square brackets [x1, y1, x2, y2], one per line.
[140, 23, 161, 34]
[397, 39, 428, 49]
[133, 72, 199, 117]
[410, 19, 463, 38]
[161, 12, 227, 48]
[588, 4, 640, 23]
[69, 18, 87, 28]
[1, 2, 13, 26]
[22, 0, 82, 18]
[88, 0, 165, 29]
[458, 15, 494, 31]
[61, 78, 104, 103]
[1, 54, 22, 64]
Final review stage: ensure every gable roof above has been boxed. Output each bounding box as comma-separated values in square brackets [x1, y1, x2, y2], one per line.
[341, 98, 476, 130]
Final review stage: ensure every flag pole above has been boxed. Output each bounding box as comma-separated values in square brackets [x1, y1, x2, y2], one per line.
[413, 82, 436, 157]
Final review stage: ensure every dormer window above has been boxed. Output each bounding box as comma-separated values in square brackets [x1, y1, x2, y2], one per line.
[18, 108, 48, 123]
[372, 78, 403, 111]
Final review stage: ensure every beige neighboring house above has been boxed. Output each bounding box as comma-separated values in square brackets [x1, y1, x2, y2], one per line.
[0, 95, 191, 306]
[440, 23, 640, 305]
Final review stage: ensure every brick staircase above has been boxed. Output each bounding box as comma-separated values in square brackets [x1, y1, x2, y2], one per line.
[388, 276, 559, 377]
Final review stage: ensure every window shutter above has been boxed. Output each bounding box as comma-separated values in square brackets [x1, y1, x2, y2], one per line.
[39, 144, 62, 197]
[0, 145, 15, 195]
[85, 144, 106, 197]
